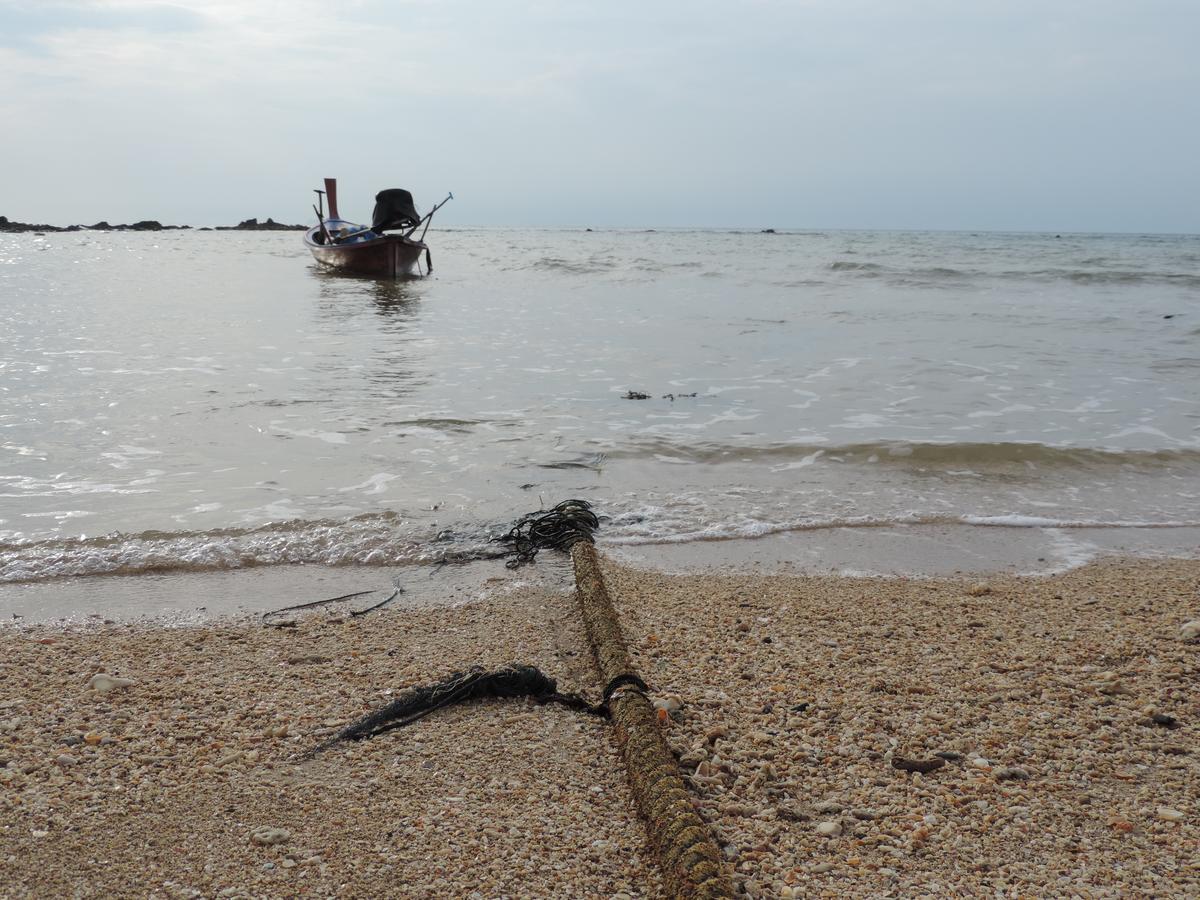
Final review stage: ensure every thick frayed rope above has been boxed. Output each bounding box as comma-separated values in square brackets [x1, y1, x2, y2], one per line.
[572, 542, 735, 898]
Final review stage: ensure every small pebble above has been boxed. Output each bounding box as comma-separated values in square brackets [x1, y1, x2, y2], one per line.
[249, 827, 291, 846]
[815, 820, 841, 837]
[893, 756, 946, 774]
[87, 673, 136, 694]
[1156, 807, 1185, 823]
[994, 766, 1030, 781]
[651, 696, 682, 717]
[1180, 620, 1200, 641]
[704, 725, 728, 744]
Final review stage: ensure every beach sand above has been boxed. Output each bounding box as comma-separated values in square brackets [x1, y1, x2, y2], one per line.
[1, 557, 1197, 897]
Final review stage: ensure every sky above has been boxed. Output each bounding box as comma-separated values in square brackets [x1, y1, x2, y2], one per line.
[1, 1, 1197, 231]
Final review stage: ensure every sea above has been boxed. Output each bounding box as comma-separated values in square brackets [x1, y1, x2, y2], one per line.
[2, 227, 1198, 617]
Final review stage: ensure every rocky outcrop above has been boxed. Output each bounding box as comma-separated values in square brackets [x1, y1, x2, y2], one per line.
[215, 217, 306, 231]
[1, 215, 304, 233]
[0, 216, 189, 233]
[0, 216, 79, 233]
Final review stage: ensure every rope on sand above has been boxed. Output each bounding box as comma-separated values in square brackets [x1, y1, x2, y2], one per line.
[572, 542, 735, 899]
[296, 499, 731, 897]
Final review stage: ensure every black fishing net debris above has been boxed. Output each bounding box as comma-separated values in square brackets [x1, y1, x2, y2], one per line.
[494, 498, 599, 568]
[309, 664, 605, 755]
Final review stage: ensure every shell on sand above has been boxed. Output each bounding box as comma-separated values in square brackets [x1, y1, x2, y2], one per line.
[87, 673, 136, 693]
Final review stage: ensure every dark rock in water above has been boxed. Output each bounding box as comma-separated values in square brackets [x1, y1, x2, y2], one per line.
[761, 228, 776, 234]
[215, 217, 306, 231]
[0, 215, 61, 233]
[2, 215, 188, 232]
[2, 213, 248, 233]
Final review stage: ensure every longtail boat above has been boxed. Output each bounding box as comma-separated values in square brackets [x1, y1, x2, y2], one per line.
[304, 178, 452, 277]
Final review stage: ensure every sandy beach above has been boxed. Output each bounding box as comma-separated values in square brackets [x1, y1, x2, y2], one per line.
[1, 556, 1196, 898]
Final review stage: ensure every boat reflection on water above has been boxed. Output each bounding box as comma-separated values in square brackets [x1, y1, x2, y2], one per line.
[312, 267, 421, 325]
[310, 269, 426, 395]
[368, 278, 420, 317]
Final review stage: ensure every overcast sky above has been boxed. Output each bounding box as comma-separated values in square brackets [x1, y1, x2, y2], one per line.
[2, 1, 1197, 231]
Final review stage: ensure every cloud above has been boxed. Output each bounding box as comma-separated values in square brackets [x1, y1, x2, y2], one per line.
[1, 1, 1197, 229]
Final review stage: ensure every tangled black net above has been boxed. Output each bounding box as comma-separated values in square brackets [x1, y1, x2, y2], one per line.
[494, 499, 599, 568]
[309, 664, 605, 755]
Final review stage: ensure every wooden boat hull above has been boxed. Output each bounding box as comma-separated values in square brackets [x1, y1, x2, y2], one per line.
[304, 227, 427, 277]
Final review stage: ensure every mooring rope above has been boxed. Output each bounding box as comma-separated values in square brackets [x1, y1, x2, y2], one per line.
[572, 542, 735, 898]
[296, 498, 731, 898]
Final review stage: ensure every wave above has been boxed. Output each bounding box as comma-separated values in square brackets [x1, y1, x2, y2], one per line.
[829, 260, 885, 274]
[5, 508, 1196, 584]
[385, 417, 488, 432]
[0, 513, 473, 585]
[605, 512, 1200, 547]
[598, 439, 1200, 470]
[1055, 270, 1200, 287]
[527, 256, 618, 274]
[828, 258, 1200, 287]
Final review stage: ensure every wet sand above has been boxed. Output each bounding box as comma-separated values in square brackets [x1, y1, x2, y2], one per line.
[1, 557, 1197, 897]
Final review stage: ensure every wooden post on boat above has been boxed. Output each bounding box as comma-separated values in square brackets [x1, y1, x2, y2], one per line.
[324, 178, 340, 220]
[571, 542, 735, 899]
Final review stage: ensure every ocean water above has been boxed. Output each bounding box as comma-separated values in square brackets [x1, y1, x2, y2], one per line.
[1, 227, 1198, 588]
